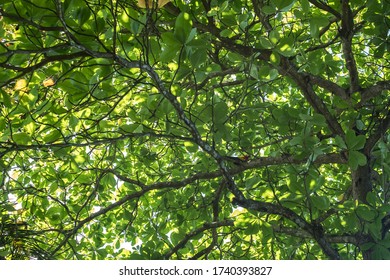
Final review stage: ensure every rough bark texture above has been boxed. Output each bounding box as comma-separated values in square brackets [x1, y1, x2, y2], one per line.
[351, 164, 373, 204]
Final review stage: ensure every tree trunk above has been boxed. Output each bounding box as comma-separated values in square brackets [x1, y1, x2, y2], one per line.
[351, 164, 373, 204]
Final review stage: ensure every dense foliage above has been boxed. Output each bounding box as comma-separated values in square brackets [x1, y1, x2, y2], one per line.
[0, 0, 389, 260]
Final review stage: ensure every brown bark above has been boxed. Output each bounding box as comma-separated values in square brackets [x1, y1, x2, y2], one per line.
[351, 164, 373, 203]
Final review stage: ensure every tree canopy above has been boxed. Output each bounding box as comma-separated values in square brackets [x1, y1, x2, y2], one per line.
[0, 0, 389, 260]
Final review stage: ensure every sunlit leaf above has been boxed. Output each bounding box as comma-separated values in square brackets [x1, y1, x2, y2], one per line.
[0, 0, 388, 261]
[14, 79, 27, 91]
[174, 12, 192, 43]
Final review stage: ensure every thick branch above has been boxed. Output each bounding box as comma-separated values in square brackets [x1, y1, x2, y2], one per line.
[307, 74, 349, 100]
[233, 198, 340, 259]
[251, 0, 273, 32]
[359, 80, 390, 106]
[279, 58, 345, 136]
[273, 225, 363, 245]
[308, 0, 341, 18]
[340, 0, 360, 93]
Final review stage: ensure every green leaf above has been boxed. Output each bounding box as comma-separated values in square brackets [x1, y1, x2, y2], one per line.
[0, 250, 10, 257]
[3, 204, 16, 211]
[77, 7, 91, 26]
[69, 115, 80, 129]
[186, 28, 197, 44]
[214, 102, 229, 124]
[335, 135, 347, 149]
[269, 30, 280, 44]
[129, 253, 146, 260]
[289, 135, 302, 146]
[311, 196, 330, 210]
[170, 231, 185, 244]
[46, 206, 65, 224]
[371, 244, 390, 259]
[262, 5, 276, 15]
[0, 89, 12, 108]
[301, 0, 310, 14]
[227, 52, 243, 62]
[367, 219, 382, 240]
[12, 132, 32, 145]
[245, 222, 261, 235]
[43, 130, 62, 143]
[175, 65, 192, 81]
[162, 32, 180, 48]
[356, 205, 376, 222]
[249, 64, 259, 80]
[274, 0, 296, 11]
[270, 51, 280, 65]
[345, 130, 366, 150]
[213, 124, 227, 143]
[120, 124, 143, 133]
[184, 141, 198, 153]
[189, 48, 207, 67]
[258, 37, 273, 49]
[160, 47, 179, 62]
[101, 173, 117, 188]
[310, 16, 329, 39]
[258, 65, 279, 81]
[311, 113, 326, 126]
[276, 37, 295, 56]
[220, 29, 234, 38]
[77, 174, 91, 184]
[174, 12, 192, 44]
[348, 150, 367, 170]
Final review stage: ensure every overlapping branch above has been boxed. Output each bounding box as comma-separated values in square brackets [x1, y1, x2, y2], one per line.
[193, 13, 346, 138]
[2, 0, 387, 260]
[359, 80, 390, 106]
[308, 0, 341, 18]
[164, 220, 234, 259]
[232, 198, 340, 259]
[45, 149, 345, 257]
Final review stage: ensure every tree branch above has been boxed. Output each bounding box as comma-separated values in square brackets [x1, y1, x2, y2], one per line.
[364, 109, 390, 154]
[308, 0, 341, 18]
[194, 17, 346, 137]
[233, 197, 340, 259]
[0, 52, 88, 88]
[0, 132, 193, 160]
[307, 73, 349, 100]
[340, 0, 360, 94]
[359, 80, 390, 106]
[0, 7, 64, 32]
[273, 224, 362, 245]
[279, 58, 345, 136]
[251, 0, 273, 32]
[164, 220, 234, 259]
